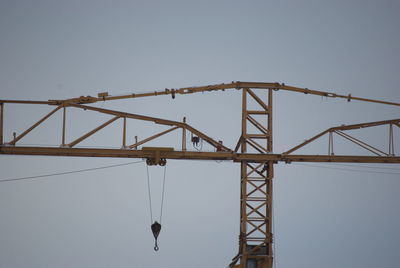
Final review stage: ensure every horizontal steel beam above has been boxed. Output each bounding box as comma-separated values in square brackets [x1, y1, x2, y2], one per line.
[2, 81, 399, 107]
[1, 146, 399, 163]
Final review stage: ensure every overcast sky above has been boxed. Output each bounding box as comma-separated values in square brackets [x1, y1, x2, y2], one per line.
[1, 1, 400, 268]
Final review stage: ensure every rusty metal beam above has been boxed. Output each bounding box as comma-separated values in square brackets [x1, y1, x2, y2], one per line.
[0, 100, 55, 105]
[72, 82, 398, 107]
[128, 126, 179, 149]
[2, 146, 400, 163]
[331, 119, 400, 131]
[4, 81, 397, 107]
[283, 119, 400, 155]
[246, 89, 269, 111]
[334, 130, 388, 156]
[284, 129, 331, 155]
[122, 117, 127, 148]
[68, 116, 120, 147]
[68, 103, 181, 126]
[0, 103, 3, 145]
[67, 103, 231, 152]
[8, 106, 62, 145]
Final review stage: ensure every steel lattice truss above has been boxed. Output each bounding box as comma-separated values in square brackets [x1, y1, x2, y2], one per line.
[1, 82, 399, 268]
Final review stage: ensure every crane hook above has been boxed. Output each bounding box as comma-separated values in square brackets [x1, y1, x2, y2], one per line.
[151, 221, 162, 251]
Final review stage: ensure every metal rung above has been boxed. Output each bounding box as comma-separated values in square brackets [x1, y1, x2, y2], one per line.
[245, 198, 269, 202]
[246, 255, 273, 259]
[246, 238, 270, 242]
[247, 217, 270, 221]
[243, 180, 268, 183]
[245, 198, 268, 201]
[247, 110, 268, 115]
[246, 134, 269, 139]
[245, 195, 268, 199]
[247, 177, 268, 180]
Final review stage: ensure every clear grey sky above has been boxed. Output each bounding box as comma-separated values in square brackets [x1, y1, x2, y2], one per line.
[1, 1, 400, 267]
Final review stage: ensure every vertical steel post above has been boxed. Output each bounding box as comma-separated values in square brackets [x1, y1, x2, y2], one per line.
[62, 106, 66, 147]
[328, 132, 334, 155]
[266, 89, 274, 268]
[182, 117, 187, 151]
[267, 89, 273, 152]
[389, 124, 394, 156]
[123, 117, 127, 148]
[240, 88, 248, 266]
[134, 136, 138, 150]
[0, 103, 3, 145]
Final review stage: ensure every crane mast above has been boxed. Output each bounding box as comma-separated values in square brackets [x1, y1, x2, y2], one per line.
[1, 82, 399, 268]
[235, 88, 274, 267]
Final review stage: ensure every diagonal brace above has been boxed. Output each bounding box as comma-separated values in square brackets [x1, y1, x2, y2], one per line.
[9, 106, 62, 145]
[128, 126, 179, 149]
[68, 116, 120, 147]
[335, 130, 388, 156]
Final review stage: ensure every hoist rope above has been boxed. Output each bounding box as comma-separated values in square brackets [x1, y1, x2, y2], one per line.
[160, 165, 167, 224]
[146, 164, 167, 224]
[272, 187, 277, 268]
[146, 165, 154, 224]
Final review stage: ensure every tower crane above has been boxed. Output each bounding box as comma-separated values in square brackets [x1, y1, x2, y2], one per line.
[1, 81, 399, 268]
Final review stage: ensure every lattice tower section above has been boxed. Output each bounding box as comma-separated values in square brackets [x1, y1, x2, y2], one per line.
[240, 88, 274, 268]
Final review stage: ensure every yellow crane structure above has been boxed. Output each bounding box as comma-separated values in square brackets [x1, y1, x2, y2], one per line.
[1, 81, 399, 268]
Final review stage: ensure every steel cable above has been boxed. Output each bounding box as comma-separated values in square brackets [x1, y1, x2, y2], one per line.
[0, 160, 144, 183]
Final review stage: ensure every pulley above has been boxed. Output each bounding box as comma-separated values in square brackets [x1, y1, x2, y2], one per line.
[151, 221, 162, 251]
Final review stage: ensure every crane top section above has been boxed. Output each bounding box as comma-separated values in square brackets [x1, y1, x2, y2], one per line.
[1, 81, 399, 107]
